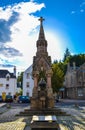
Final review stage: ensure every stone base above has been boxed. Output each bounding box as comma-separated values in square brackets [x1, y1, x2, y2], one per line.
[47, 98, 54, 108]
[18, 107, 68, 116]
[31, 86, 54, 110]
[31, 97, 54, 110]
[31, 98, 38, 109]
[30, 115, 60, 130]
[31, 122, 59, 129]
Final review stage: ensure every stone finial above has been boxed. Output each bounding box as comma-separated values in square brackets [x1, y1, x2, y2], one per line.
[38, 17, 45, 40]
[38, 17, 45, 25]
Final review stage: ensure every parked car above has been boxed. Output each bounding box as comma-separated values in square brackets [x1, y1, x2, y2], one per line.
[0, 96, 3, 102]
[56, 98, 59, 102]
[5, 95, 13, 102]
[55, 96, 59, 102]
[17, 96, 30, 103]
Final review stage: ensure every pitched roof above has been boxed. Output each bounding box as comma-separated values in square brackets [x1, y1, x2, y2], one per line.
[0, 70, 16, 78]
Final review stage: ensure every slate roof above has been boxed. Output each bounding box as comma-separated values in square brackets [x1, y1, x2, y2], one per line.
[0, 70, 16, 78]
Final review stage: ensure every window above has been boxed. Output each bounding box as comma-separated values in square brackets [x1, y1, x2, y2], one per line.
[6, 76, 10, 81]
[6, 84, 9, 89]
[26, 82, 29, 87]
[26, 92, 29, 96]
[78, 88, 83, 96]
[6, 74, 10, 81]
[26, 73, 30, 79]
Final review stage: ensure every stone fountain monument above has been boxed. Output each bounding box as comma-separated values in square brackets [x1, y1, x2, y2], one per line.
[19, 17, 64, 130]
[31, 17, 54, 110]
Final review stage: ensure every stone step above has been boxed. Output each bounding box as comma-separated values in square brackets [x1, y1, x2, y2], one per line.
[16, 107, 70, 117]
[17, 110, 68, 116]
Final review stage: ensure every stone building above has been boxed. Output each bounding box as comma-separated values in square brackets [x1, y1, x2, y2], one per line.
[64, 62, 85, 99]
[31, 17, 54, 109]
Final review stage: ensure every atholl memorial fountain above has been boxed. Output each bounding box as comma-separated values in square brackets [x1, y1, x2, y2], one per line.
[19, 17, 63, 130]
[31, 17, 54, 110]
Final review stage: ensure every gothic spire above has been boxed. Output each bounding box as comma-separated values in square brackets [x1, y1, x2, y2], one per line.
[38, 17, 45, 40]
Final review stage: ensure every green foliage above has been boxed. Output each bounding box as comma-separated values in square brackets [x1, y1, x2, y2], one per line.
[52, 63, 64, 92]
[63, 48, 71, 62]
[19, 89, 23, 95]
[15, 88, 23, 96]
[65, 54, 85, 66]
[17, 72, 23, 88]
[53, 60, 58, 64]
[63, 54, 85, 74]
[52, 51, 85, 93]
[38, 70, 46, 82]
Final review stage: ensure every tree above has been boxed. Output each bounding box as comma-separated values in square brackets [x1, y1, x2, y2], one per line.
[62, 53, 85, 75]
[66, 54, 85, 66]
[53, 60, 58, 64]
[52, 63, 64, 92]
[63, 48, 71, 62]
[17, 72, 23, 89]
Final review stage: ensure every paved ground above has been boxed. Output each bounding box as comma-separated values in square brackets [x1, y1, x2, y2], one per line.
[0, 101, 85, 130]
[57, 106, 85, 130]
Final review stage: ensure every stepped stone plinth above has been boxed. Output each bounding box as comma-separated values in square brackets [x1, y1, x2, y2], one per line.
[19, 108, 68, 116]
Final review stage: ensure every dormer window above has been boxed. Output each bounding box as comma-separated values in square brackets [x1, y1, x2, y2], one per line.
[6, 73, 10, 81]
[26, 73, 30, 79]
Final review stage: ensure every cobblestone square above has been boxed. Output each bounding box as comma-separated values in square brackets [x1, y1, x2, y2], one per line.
[0, 103, 85, 130]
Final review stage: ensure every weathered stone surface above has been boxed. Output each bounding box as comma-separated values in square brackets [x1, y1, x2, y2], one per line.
[65, 62, 85, 99]
[31, 17, 54, 110]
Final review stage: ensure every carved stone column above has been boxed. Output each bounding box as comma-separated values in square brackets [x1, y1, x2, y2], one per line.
[31, 71, 39, 109]
[32, 71, 39, 97]
[33, 71, 39, 88]
[46, 69, 53, 88]
[46, 69, 54, 108]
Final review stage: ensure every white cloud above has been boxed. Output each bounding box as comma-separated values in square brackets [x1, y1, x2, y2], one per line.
[0, 6, 12, 20]
[0, 1, 66, 73]
[80, 1, 85, 7]
[80, 9, 84, 12]
[0, 1, 45, 72]
[71, 1, 85, 15]
[80, 1, 85, 13]
[71, 11, 76, 14]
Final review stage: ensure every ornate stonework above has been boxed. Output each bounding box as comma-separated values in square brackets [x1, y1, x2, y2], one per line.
[64, 62, 85, 99]
[31, 17, 54, 109]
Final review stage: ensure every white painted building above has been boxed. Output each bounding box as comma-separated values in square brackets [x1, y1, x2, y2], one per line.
[0, 67, 17, 97]
[23, 65, 34, 97]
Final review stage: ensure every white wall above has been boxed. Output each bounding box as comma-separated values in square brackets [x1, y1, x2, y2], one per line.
[23, 65, 34, 97]
[0, 78, 17, 96]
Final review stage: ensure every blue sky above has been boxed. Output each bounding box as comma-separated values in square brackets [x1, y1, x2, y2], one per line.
[0, 0, 85, 72]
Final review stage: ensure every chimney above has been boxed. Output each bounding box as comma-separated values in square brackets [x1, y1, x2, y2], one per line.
[73, 62, 76, 70]
[13, 66, 16, 76]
